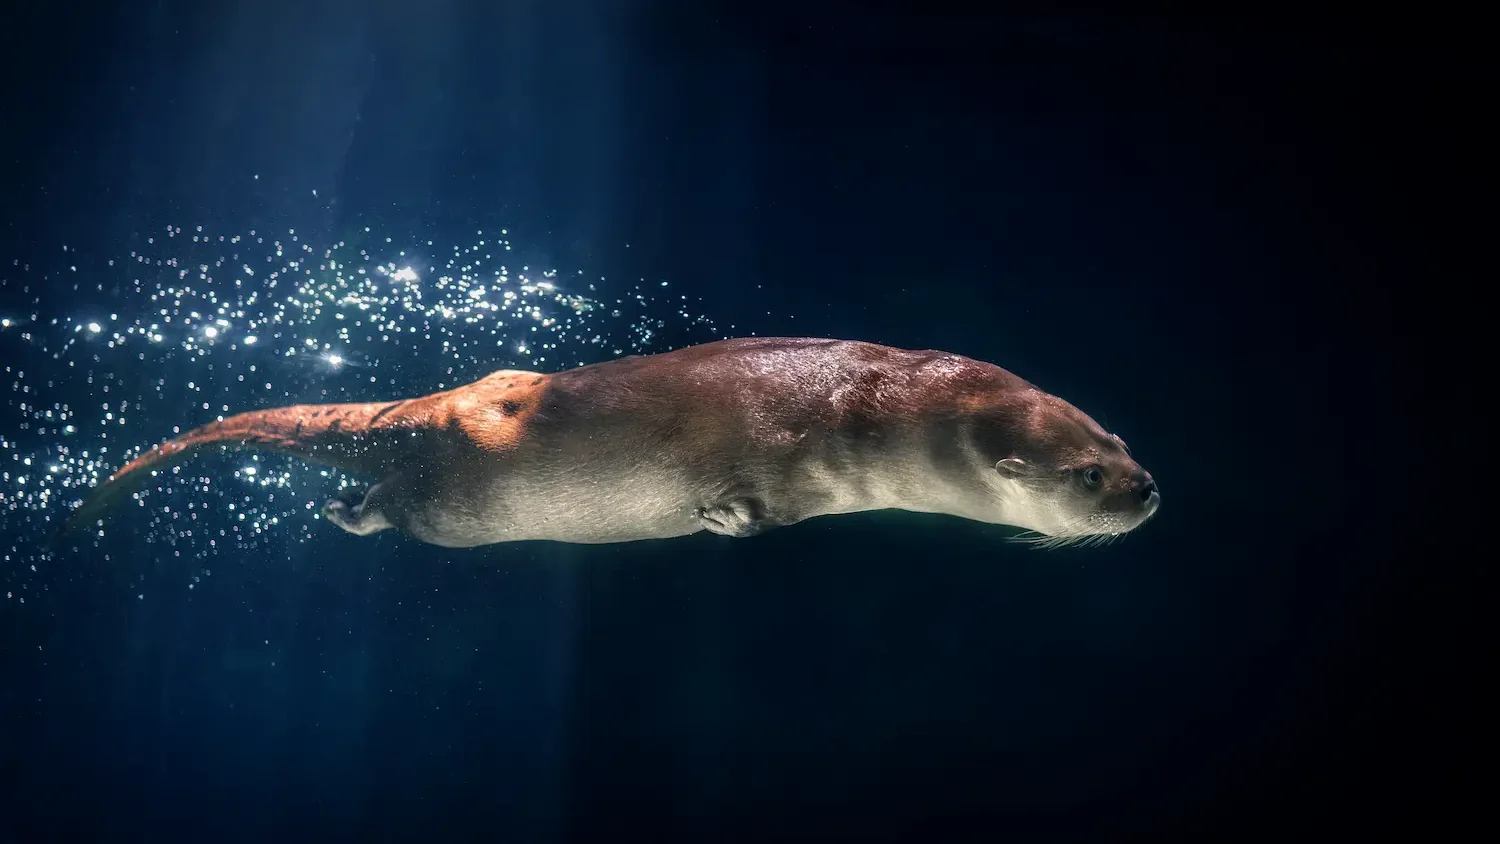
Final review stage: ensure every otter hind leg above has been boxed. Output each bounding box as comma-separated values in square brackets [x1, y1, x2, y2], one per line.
[321, 479, 395, 537]
[696, 497, 779, 538]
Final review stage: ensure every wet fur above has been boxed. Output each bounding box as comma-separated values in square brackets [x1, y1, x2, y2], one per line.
[54, 337, 1156, 548]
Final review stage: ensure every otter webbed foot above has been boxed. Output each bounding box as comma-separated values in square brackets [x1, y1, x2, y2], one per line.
[334, 485, 367, 507]
[695, 498, 777, 538]
[321, 483, 393, 537]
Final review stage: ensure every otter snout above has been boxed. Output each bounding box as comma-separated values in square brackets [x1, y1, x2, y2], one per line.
[1131, 469, 1160, 515]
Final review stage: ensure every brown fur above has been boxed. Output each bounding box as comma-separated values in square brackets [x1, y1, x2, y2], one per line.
[54, 368, 548, 540]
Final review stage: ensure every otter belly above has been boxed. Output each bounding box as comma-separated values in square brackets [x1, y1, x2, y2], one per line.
[406, 461, 711, 547]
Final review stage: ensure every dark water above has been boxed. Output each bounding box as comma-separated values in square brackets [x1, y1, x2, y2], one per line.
[0, 3, 1466, 841]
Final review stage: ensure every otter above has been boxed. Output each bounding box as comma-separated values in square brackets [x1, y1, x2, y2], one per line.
[54, 337, 1159, 548]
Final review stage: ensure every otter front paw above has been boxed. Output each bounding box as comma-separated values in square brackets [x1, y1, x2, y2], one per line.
[695, 498, 773, 538]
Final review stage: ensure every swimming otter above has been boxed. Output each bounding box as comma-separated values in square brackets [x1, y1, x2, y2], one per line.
[56, 337, 1159, 548]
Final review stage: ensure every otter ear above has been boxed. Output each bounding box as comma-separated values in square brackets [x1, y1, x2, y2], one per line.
[994, 457, 1031, 478]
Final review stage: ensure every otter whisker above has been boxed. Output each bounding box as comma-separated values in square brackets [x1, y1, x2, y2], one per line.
[1009, 506, 1142, 550]
[1021, 519, 1099, 550]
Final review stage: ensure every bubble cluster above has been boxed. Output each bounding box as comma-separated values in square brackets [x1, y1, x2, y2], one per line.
[1, 224, 731, 604]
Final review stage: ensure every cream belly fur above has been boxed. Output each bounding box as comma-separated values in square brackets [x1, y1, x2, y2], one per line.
[55, 337, 1161, 548]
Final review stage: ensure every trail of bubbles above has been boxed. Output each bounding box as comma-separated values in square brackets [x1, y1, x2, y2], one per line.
[1, 224, 729, 603]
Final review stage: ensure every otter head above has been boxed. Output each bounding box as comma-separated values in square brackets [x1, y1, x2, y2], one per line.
[973, 389, 1160, 547]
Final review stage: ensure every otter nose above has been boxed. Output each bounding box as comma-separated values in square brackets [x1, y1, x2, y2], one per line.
[1132, 470, 1158, 504]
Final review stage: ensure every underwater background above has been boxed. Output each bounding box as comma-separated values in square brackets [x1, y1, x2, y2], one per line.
[0, 3, 1465, 842]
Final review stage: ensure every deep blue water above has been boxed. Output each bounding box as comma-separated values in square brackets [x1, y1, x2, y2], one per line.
[0, 3, 1465, 842]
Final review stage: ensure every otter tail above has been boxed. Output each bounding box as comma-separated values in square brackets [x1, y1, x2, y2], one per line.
[52, 398, 423, 542]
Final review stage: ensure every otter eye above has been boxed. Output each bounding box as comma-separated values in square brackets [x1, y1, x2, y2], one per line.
[1082, 467, 1104, 488]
